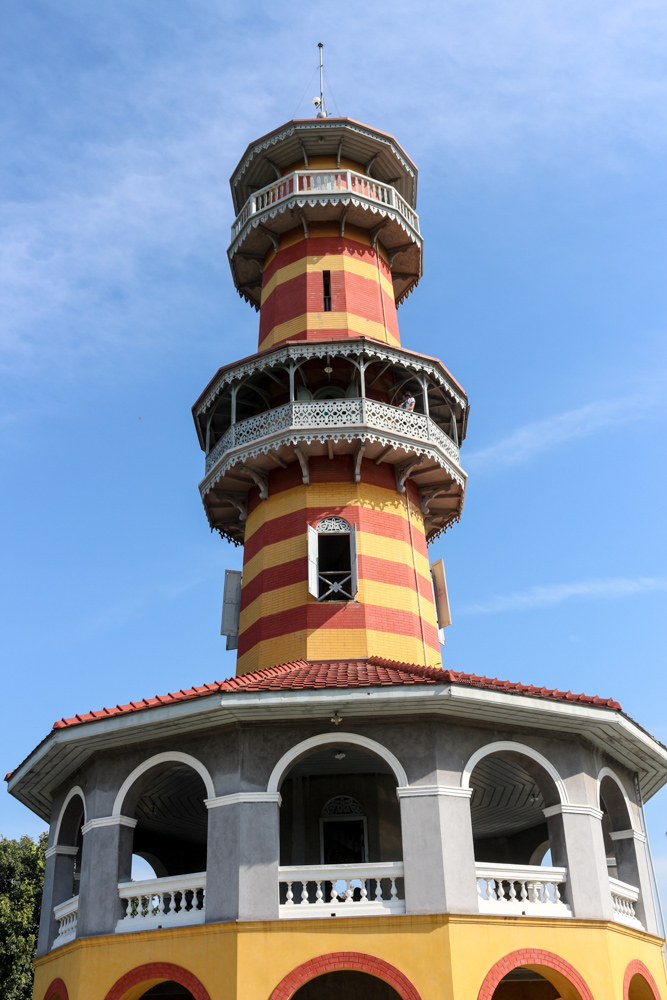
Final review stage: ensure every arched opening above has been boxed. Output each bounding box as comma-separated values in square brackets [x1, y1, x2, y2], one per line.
[626, 972, 660, 1000]
[277, 738, 404, 913]
[466, 746, 570, 915]
[599, 772, 644, 928]
[102, 962, 211, 1000]
[114, 758, 211, 932]
[139, 985, 195, 999]
[292, 971, 403, 1000]
[55, 792, 85, 901]
[478, 951, 593, 1000]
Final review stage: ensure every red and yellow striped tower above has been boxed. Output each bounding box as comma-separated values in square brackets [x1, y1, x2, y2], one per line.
[193, 117, 468, 674]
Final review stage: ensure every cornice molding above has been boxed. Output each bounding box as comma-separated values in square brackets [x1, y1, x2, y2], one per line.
[204, 791, 282, 810]
[396, 784, 474, 800]
[45, 845, 79, 859]
[543, 804, 604, 821]
[610, 829, 647, 843]
[81, 815, 137, 835]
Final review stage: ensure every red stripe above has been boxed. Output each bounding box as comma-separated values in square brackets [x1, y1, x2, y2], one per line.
[262, 234, 386, 286]
[246, 457, 419, 509]
[238, 602, 439, 656]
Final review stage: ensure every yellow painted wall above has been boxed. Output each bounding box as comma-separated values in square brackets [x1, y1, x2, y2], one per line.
[33, 915, 667, 1000]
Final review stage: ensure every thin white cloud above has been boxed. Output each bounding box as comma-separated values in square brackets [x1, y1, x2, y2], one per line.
[460, 576, 667, 615]
[465, 390, 665, 471]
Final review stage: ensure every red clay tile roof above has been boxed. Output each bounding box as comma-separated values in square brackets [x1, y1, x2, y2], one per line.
[49, 657, 621, 731]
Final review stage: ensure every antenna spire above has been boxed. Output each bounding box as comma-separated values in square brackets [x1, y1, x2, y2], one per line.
[313, 43, 328, 118]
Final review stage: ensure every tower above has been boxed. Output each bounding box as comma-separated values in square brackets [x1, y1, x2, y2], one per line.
[192, 116, 467, 673]
[10, 100, 667, 1000]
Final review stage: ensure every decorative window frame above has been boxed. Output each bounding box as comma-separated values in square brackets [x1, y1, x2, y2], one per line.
[307, 518, 358, 602]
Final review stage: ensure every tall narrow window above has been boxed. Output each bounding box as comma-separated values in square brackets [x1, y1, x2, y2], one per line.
[308, 517, 358, 601]
[322, 270, 332, 311]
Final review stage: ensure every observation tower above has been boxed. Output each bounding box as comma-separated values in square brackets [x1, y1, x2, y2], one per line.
[8, 78, 667, 1000]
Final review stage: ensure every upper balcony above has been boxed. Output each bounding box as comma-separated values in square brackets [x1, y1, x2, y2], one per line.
[193, 339, 468, 544]
[229, 168, 423, 311]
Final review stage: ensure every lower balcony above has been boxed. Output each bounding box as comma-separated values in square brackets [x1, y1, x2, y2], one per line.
[278, 862, 405, 919]
[476, 863, 571, 918]
[52, 895, 78, 948]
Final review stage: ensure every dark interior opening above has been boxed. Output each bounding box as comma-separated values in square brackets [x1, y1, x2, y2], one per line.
[318, 533, 351, 601]
[141, 983, 194, 998]
[322, 818, 367, 864]
[492, 967, 560, 999]
[323, 270, 332, 311]
[293, 971, 402, 1000]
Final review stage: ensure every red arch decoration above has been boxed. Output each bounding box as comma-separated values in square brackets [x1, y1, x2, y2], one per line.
[103, 963, 211, 1000]
[477, 949, 594, 1000]
[44, 980, 69, 1000]
[268, 952, 422, 1000]
[624, 960, 662, 1000]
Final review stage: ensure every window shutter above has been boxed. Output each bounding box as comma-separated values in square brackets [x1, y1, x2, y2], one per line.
[307, 524, 319, 597]
[221, 569, 243, 649]
[350, 524, 359, 599]
[430, 558, 451, 630]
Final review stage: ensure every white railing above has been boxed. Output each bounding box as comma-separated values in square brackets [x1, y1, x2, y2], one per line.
[205, 398, 459, 473]
[476, 863, 571, 918]
[609, 876, 643, 929]
[231, 169, 420, 241]
[52, 895, 78, 948]
[116, 872, 206, 934]
[279, 862, 405, 918]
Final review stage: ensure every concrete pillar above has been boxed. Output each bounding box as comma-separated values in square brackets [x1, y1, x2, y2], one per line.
[544, 804, 613, 920]
[397, 786, 478, 915]
[77, 817, 135, 937]
[611, 829, 660, 934]
[205, 792, 280, 923]
[37, 846, 78, 955]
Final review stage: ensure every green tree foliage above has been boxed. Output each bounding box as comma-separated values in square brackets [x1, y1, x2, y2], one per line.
[0, 832, 47, 1000]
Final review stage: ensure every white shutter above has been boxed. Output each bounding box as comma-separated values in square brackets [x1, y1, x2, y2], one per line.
[350, 524, 358, 599]
[307, 524, 319, 597]
[430, 558, 451, 630]
[220, 570, 242, 649]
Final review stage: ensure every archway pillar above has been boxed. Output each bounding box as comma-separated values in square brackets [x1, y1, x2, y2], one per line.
[544, 804, 614, 919]
[611, 830, 659, 934]
[205, 792, 281, 922]
[397, 785, 478, 914]
[37, 847, 79, 955]
[77, 817, 135, 937]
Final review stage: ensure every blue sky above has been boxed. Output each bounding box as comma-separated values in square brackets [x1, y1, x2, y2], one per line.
[1, 0, 666, 897]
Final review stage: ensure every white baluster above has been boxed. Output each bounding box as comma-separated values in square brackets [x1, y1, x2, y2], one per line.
[520, 880, 528, 902]
[285, 881, 294, 905]
[508, 881, 517, 901]
[375, 879, 383, 902]
[315, 881, 323, 905]
[390, 878, 398, 901]
[360, 880, 368, 902]
[344, 880, 353, 903]
[553, 882, 561, 903]
[497, 880, 506, 902]
[301, 882, 309, 905]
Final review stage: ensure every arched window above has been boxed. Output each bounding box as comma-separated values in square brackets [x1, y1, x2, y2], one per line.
[307, 517, 358, 602]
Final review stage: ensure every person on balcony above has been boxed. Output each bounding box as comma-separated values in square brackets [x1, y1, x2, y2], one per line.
[398, 389, 416, 411]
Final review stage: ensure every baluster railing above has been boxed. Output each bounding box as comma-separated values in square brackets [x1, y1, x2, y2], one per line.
[52, 895, 78, 948]
[609, 876, 643, 929]
[279, 862, 404, 918]
[475, 864, 571, 917]
[116, 872, 206, 933]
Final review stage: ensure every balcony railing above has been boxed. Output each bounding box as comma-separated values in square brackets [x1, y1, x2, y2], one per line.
[476, 863, 572, 918]
[231, 169, 420, 243]
[52, 895, 78, 948]
[116, 872, 206, 934]
[205, 398, 460, 475]
[278, 862, 405, 918]
[609, 876, 643, 929]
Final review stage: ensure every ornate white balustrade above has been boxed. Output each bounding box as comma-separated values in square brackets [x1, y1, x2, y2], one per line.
[116, 872, 206, 934]
[278, 862, 405, 918]
[231, 169, 419, 243]
[476, 863, 572, 918]
[52, 895, 78, 948]
[609, 876, 643, 929]
[204, 398, 460, 475]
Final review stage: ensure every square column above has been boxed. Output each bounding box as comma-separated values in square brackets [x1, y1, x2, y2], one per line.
[37, 846, 78, 955]
[205, 792, 280, 923]
[77, 816, 136, 937]
[544, 804, 614, 920]
[397, 785, 478, 915]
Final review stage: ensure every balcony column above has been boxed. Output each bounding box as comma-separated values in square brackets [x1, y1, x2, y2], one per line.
[611, 829, 659, 934]
[205, 792, 281, 922]
[397, 785, 478, 915]
[543, 804, 614, 920]
[77, 816, 136, 937]
[37, 846, 78, 955]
